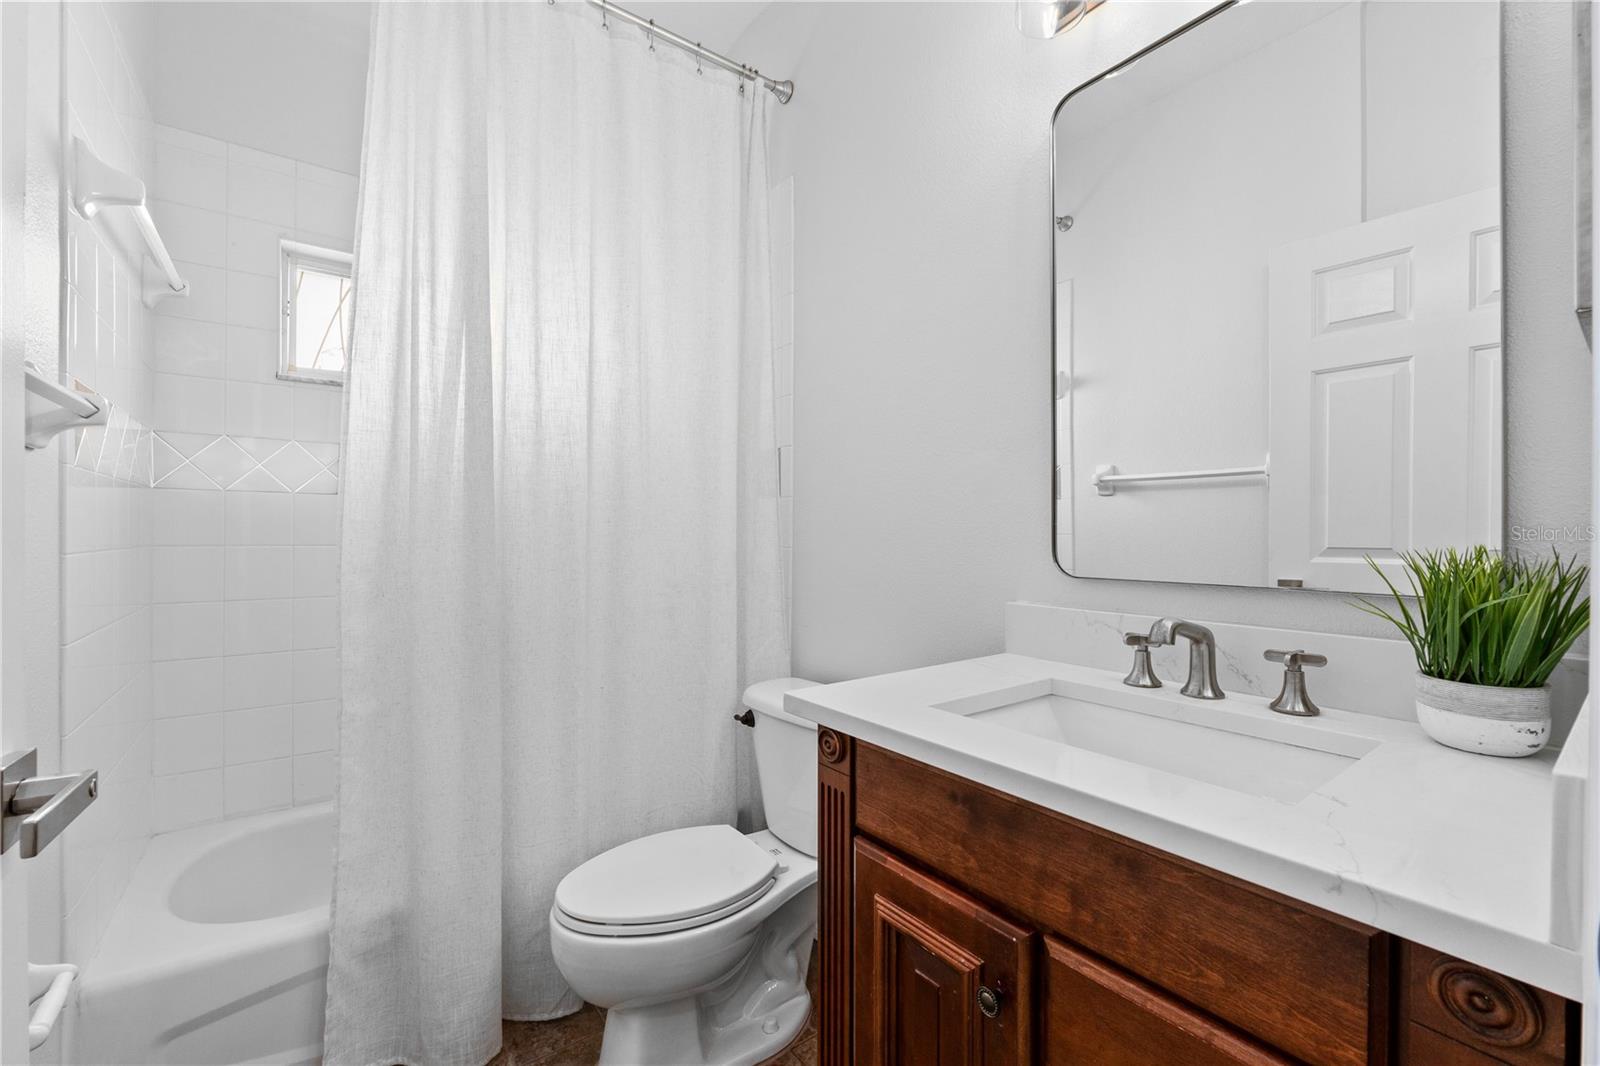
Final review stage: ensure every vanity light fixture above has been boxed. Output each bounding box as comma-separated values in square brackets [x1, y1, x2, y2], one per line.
[1016, 0, 1104, 39]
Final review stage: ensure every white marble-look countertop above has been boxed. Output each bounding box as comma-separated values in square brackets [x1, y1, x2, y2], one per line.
[788, 653, 1580, 999]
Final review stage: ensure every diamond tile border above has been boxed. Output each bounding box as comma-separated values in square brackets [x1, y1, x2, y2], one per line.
[153, 432, 341, 494]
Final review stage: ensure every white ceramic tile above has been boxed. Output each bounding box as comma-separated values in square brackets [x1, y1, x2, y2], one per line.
[231, 467, 289, 492]
[299, 470, 339, 495]
[292, 700, 340, 755]
[225, 270, 280, 332]
[224, 380, 294, 439]
[292, 597, 338, 651]
[292, 494, 339, 545]
[226, 325, 278, 384]
[778, 446, 794, 498]
[155, 261, 227, 324]
[293, 546, 339, 597]
[152, 603, 224, 661]
[153, 373, 225, 435]
[292, 386, 342, 444]
[224, 598, 293, 656]
[223, 651, 293, 711]
[156, 124, 225, 157]
[152, 714, 224, 775]
[224, 705, 293, 764]
[292, 649, 339, 703]
[152, 657, 224, 718]
[262, 442, 322, 490]
[227, 161, 296, 226]
[224, 545, 293, 600]
[147, 200, 227, 268]
[294, 174, 357, 238]
[152, 315, 226, 379]
[151, 546, 223, 603]
[226, 492, 293, 545]
[778, 498, 794, 548]
[190, 436, 255, 487]
[150, 488, 223, 545]
[154, 769, 224, 832]
[228, 143, 295, 175]
[226, 215, 290, 277]
[155, 139, 227, 212]
[224, 758, 293, 817]
[292, 752, 336, 805]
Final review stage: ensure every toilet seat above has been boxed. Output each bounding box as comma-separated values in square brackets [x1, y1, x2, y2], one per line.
[553, 825, 780, 938]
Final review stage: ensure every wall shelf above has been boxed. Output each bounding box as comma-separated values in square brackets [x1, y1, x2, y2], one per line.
[71, 137, 189, 308]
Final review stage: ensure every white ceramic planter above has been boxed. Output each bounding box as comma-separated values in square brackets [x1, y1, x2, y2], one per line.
[1414, 673, 1551, 758]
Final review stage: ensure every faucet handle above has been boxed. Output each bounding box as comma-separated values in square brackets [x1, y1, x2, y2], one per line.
[1265, 649, 1327, 670]
[1264, 649, 1324, 716]
[1121, 632, 1162, 689]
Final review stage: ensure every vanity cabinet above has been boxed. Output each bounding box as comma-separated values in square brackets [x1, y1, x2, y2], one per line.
[817, 730, 1578, 1066]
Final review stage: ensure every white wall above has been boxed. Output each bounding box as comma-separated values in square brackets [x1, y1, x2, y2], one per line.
[149, 3, 370, 176]
[143, 126, 351, 830]
[57, 0, 161, 967]
[733, 1, 1592, 683]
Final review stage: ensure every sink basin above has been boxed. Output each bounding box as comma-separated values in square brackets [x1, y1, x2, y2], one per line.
[935, 679, 1379, 803]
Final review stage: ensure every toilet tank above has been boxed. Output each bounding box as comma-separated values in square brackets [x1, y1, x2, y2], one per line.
[743, 678, 822, 857]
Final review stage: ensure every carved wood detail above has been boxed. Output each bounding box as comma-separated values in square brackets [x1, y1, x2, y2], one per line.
[818, 729, 855, 1066]
[1428, 959, 1543, 1048]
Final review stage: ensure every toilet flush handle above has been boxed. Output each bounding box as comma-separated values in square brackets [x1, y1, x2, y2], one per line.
[733, 709, 755, 727]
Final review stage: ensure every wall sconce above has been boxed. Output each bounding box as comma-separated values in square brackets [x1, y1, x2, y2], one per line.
[1016, 0, 1104, 38]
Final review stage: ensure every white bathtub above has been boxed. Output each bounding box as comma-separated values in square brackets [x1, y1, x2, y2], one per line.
[72, 805, 335, 1066]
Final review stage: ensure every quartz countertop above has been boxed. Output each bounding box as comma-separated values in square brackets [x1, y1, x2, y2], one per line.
[788, 653, 1580, 998]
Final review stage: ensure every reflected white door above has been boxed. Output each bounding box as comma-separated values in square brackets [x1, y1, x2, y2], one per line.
[0, 6, 34, 1061]
[1267, 188, 1502, 593]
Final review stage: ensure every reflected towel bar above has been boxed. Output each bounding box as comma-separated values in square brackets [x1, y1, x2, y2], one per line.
[1093, 463, 1268, 496]
[71, 137, 189, 308]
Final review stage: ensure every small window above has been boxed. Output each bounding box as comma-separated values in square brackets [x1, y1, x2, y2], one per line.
[280, 240, 353, 385]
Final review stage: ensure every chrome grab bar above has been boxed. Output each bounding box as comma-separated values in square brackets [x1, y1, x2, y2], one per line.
[0, 750, 98, 859]
[1092, 462, 1268, 496]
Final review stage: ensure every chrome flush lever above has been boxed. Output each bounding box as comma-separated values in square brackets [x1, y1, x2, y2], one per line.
[1264, 649, 1327, 717]
[0, 750, 98, 859]
[1121, 632, 1162, 689]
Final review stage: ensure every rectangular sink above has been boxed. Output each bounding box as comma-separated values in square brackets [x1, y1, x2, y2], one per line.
[936, 680, 1379, 804]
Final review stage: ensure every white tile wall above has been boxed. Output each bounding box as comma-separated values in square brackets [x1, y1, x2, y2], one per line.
[146, 125, 349, 831]
[773, 177, 795, 617]
[59, 2, 160, 967]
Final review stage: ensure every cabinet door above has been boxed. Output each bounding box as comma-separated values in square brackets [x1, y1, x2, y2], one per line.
[1042, 937, 1294, 1066]
[854, 838, 1033, 1066]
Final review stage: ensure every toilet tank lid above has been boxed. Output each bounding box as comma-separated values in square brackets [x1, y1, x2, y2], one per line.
[743, 677, 821, 727]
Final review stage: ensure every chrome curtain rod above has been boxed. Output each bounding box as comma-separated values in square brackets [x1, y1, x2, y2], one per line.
[583, 0, 795, 103]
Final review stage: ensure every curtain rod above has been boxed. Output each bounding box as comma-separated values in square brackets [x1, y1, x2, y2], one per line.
[583, 0, 795, 104]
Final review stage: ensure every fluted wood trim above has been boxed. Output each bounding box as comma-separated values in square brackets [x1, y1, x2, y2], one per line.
[818, 728, 855, 1066]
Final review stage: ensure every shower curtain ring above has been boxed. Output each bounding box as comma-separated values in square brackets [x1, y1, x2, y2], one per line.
[601, 4, 608, 29]
[696, 45, 703, 74]
[647, 18, 655, 51]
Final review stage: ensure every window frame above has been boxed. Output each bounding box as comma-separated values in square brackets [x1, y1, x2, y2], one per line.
[278, 239, 353, 386]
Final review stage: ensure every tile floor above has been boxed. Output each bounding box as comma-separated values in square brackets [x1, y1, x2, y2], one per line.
[489, 944, 820, 1065]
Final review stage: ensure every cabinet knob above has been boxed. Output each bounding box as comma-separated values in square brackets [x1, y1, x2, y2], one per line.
[976, 985, 1002, 1019]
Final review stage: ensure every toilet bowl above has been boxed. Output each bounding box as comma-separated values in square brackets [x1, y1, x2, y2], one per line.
[549, 678, 821, 1066]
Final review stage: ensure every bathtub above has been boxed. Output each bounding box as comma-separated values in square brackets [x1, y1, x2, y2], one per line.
[72, 805, 334, 1066]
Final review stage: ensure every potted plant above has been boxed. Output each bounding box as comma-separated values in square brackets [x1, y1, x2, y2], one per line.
[1357, 547, 1590, 758]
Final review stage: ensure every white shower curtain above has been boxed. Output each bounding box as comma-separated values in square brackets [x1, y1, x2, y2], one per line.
[323, 5, 788, 1064]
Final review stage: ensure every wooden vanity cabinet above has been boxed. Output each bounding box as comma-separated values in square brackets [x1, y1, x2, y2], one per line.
[817, 730, 1579, 1066]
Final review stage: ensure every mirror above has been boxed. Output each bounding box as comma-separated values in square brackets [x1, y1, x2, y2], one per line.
[1053, 0, 1502, 592]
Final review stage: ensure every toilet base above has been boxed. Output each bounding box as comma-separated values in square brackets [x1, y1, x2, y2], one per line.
[596, 888, 816, 1066]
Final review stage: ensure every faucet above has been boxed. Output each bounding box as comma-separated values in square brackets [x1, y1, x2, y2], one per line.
[1145, 617, 1225, 700]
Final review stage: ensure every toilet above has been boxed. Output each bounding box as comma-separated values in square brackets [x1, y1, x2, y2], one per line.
[549, 678, 822, 1066]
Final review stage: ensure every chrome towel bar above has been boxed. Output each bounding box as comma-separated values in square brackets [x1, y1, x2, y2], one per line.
[1092, 462, 1268, 496]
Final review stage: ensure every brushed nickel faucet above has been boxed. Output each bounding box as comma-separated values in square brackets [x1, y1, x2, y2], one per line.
[1144, 617, 1225, 700]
